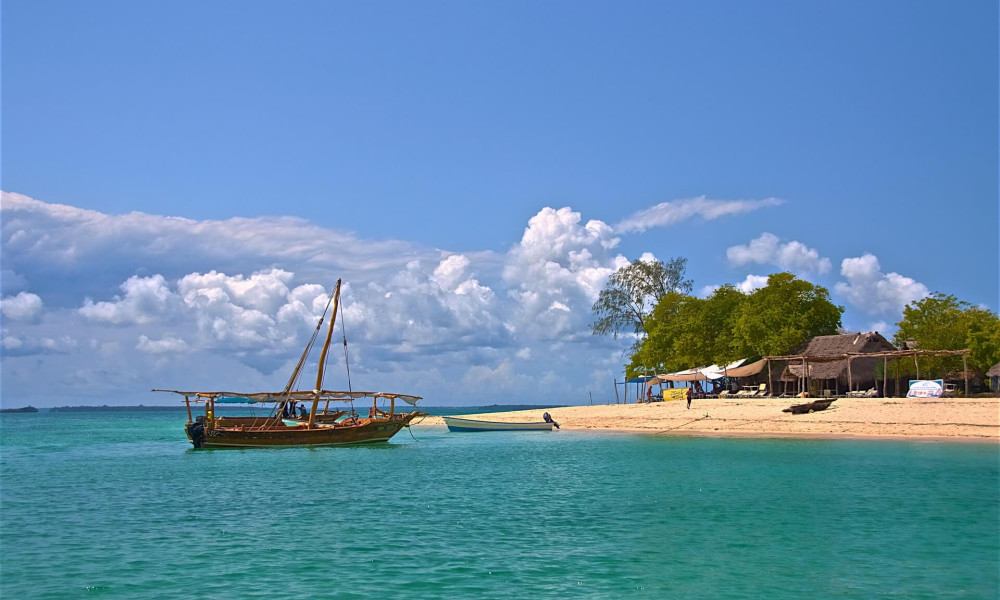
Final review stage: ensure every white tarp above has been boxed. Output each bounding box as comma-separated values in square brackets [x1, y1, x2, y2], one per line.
[655, 359, 747, 382]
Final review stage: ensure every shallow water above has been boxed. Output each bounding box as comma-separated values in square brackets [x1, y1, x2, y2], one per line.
[2, 410, 997, 599]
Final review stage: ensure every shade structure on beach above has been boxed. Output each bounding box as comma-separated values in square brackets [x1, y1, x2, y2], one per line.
[658, 369, 714, 382]
[722, 358, 767, 378]
[655, 360, 747, 382]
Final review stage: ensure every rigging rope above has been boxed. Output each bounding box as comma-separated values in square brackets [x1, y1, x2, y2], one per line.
[268, 285, 336, 424]
[339, 296, 356, 415]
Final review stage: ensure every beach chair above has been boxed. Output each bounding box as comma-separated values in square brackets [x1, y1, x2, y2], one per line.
[754, 383, 768, 398]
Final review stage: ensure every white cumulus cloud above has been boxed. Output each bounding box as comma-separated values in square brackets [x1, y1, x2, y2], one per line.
[79, 275, 176, 325]
[503, 207, 627, 340]
[1, 291, 43, 321]
[0, 194, 640, 406]
[726, 232, 831, 274]
[834, 253, 929, 316]
[736, 274, 770, 293]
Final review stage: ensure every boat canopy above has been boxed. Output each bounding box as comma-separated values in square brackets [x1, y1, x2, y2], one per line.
[152, 389, 422, 406]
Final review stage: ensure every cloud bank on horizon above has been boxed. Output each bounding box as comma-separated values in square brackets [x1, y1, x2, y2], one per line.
[2, 191, 935, 406]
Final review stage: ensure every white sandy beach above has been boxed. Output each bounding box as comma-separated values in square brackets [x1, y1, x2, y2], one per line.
[414, 397, 1000, 442]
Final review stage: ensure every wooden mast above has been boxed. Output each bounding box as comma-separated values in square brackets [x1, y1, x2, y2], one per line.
[308, 279, 342, 428]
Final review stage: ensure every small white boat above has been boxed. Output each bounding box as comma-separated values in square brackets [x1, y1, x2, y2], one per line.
[443, 416, 554, 432]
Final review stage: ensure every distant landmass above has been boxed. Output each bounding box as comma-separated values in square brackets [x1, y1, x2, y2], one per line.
[49, 405, 189, 412]
[0, 406, 39, 413]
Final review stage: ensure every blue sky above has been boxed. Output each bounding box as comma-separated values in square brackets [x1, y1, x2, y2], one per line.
[2, 1, 997, 407]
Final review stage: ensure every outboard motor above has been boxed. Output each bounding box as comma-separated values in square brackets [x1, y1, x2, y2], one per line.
[186, 420, 206, 448]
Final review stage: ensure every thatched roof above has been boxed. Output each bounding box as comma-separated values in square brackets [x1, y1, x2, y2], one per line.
[791, 331, 897, 357]
[783, 332, 896, 380]
[988, 362, 1000, 378]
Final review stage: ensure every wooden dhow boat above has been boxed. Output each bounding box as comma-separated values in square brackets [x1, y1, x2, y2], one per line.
[154, 279, 426, 448]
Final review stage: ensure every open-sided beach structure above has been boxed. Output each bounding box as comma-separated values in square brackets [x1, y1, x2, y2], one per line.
[764, 332, 972, 397]
[638, 332, 976, 401]
[987, 362, 1000, 393]
[774, 332, 896, 396]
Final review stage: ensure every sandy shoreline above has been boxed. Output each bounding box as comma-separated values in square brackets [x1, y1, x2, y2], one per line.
[413, 397, 1000, 442]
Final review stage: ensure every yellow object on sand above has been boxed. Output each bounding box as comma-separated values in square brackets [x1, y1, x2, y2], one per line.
[662, 389, 687, 402]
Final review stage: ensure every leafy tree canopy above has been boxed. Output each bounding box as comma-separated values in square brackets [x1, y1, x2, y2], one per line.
[591, 256, 692, 340]
[894, 293, 1000, 375]
[730, 272, 843, 358]
[628, 273, 842, 377]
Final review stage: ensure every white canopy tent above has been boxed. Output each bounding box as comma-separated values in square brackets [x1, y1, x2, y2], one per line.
[653, 359, 748, 383]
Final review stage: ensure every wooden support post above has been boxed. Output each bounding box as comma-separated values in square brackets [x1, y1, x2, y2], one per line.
[801, 357, 807, 396]
[884, 360, 889, 396]
[846, 357, 854, 393]
[185, 396, 192, 423]
[767, 359, 772, 398]
[914, 353, 920, 379]
[963, 354, 969, 397]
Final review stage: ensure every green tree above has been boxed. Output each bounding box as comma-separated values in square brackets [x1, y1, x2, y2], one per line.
[627, 285, 747, 377]
[894, 293, 1000, 375]
[730, 272, 843, 357]
[627, 291, 691, 376]
[627, 272, 841, 378]
[591, 256, 692, 339]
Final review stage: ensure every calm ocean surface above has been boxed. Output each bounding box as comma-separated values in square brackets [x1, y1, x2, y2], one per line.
[1, 409, 997, 599]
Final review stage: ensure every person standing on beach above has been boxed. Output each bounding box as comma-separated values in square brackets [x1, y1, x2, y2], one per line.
[686, 386, 692, 409]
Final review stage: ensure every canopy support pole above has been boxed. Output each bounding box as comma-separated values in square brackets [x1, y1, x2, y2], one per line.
[883, 356, 888, 398]
[847, 356, 853, 393]
[767, 359, 772, 398]
[963, 354, 969, 397]
[801, 357, 807, 396]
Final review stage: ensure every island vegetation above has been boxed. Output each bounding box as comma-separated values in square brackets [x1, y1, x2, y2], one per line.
[593, 257, 1000, 384]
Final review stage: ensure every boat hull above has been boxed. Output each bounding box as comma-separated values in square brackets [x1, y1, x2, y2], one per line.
[186, 413, 422, 448]
[443, 416, 553, 432]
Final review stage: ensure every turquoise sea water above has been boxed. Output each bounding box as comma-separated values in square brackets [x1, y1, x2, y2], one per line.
[1, 410, 997, 599]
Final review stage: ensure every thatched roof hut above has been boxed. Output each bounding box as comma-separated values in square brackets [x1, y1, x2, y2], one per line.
[988, 362, 1000, 393]
[781, 332, 896, 390]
